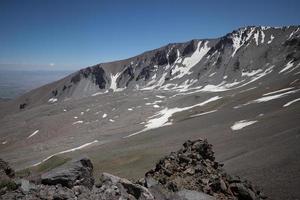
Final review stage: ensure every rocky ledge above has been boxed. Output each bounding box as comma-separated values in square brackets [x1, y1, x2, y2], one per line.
[0, 139, 266, 200]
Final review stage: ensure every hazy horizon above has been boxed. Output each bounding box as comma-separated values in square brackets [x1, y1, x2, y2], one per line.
[0, 69, 73, 99]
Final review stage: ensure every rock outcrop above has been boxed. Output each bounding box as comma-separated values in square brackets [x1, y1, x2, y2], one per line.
[144, 139, 266, 200]
[0, 139, 267, 200]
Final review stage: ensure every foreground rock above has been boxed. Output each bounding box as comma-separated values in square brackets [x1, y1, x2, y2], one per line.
[144, 139, 266, 200]
[41, 157, 94, 189]
[0, 139, 267, 200]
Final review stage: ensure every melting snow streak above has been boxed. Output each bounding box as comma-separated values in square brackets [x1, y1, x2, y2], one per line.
[231, 120, 257, 131]
[279, 61, 294, 74]
[283, 98, 300, 107]
[32, 140, 99, 166]
[27, 130, 39, 139]
[190, 110, 218, 117]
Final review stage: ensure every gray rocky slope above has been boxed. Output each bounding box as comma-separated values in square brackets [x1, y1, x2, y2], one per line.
[0, 139, 266, 200]
[0, 26, 300, 200]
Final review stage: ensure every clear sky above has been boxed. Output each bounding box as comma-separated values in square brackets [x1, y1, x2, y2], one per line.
[0, 0, 299, 71]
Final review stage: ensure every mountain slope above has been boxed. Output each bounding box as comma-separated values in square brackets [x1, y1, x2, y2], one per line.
[0, 26, 300, 200]
[1, 25, 299, 114]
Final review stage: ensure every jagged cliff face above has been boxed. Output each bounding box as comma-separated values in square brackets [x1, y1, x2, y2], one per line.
[33, 26, 298, 103]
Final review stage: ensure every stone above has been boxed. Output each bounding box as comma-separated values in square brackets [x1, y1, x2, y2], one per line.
[41, 157, 94, 189]
[230, 183, 257, 200]
[175, 189, 216, 200]
[20, 179, 30, 192]
[100, 172, 154, 200]
[184, 168, 195, 175]
[220, 179, 227, 192]
[144, 177, 158, 188]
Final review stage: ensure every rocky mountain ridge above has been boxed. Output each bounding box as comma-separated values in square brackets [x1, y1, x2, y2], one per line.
[4, 25, 299, 112]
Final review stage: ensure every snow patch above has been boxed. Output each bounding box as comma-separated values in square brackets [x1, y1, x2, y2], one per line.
[142, 65, 170, 90]
[156, 95, 165, 99]
[102, 113, 107, 118]
[260, 30, 265, 43]
[231, 120, 257, 131]
[253, 30, 259, 45]
[242, 69, 263, 77]
[235, 89, 300, 108]
[124, 96, 222, 138]
[279, 61, 294, 74]
[263, 87, 294, 96]
[72, 121, 83, 125]
[197, 96, 222, 106]
[209, 72, 216, 77]
[109, 72, 121, 91]
[288, 28, 299, 40]
[267, 35, 274, 44]
[48, 98, 57, 103]
[231, 28, 255, 56]
[190, 110, 218, 117]
[283, 98, 300, 107]
[172, 41, 210, 79]
[27, 130, 39, 139]
[91, 90, 109, 96]
[145, 100, 162, 106]
[254, 89, 300, 103]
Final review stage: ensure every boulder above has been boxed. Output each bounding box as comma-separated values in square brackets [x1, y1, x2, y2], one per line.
[41, 157, 94, 189]
[174, 189, 216, 200]
[96, 172, 154, 200]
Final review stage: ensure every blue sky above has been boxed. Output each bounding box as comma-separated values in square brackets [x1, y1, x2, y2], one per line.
[0, 0, 299, 71]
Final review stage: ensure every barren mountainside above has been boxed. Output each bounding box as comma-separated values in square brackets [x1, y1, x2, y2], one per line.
[0, 26, 300, 200]
[2, 25, 299, 111]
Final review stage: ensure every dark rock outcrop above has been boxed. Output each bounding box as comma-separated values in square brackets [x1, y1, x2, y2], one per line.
[71, 66, 107, 89]
[168, 48, 178, 65]
[144, 139, 265, 200]
[152, 51, 168, 66]
[136, 66, 155, 81]
[182, 40, 197, 56]
[0, 139, 266, 200]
